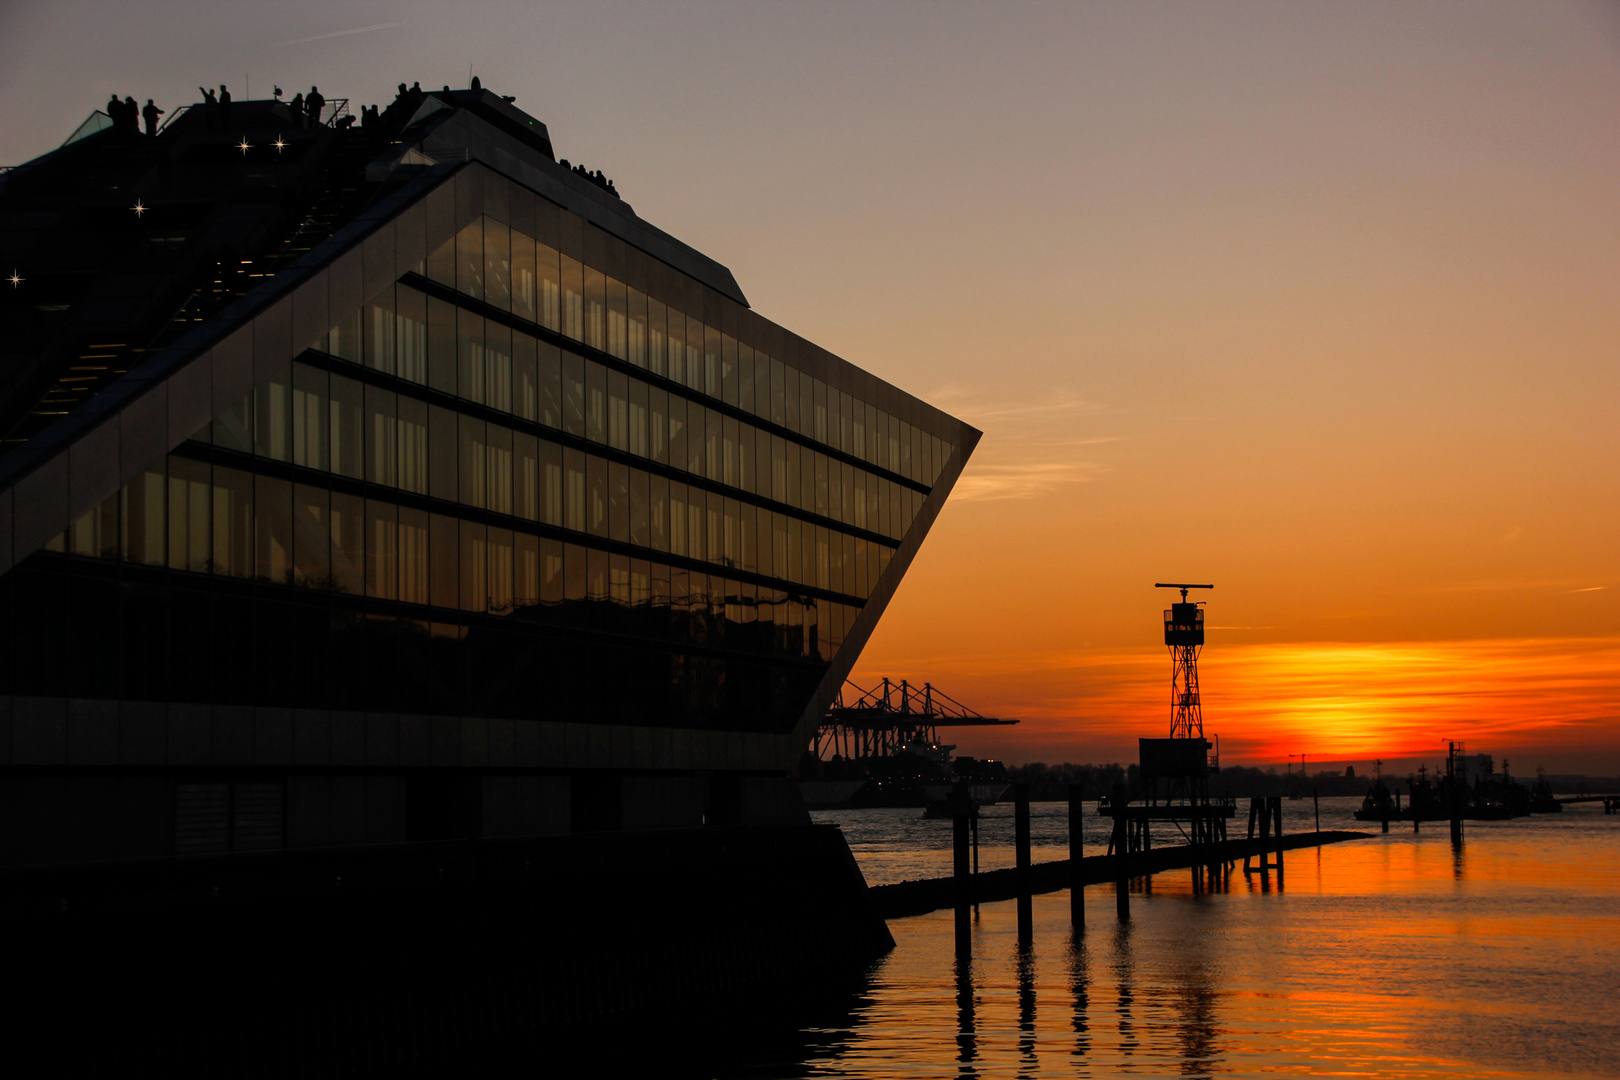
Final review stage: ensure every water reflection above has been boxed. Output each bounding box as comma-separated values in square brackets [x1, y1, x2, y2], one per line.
[953, 956, 977, 1075]
[1190, 859, 1229, 896]
[1170, 925, 1221, 1076]
[1015, 941, 1037, 1075]
[1112, 918, 1139, 1059]
[744, 801, 1620, 1079]
[1068, 930, 1091, 1064]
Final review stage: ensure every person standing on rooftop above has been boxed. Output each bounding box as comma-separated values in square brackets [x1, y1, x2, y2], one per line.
[142, 99, 163, 137]
[219, 85, 231, 128]
[306, 86, 324, 127]
[198, 87, 218, 132]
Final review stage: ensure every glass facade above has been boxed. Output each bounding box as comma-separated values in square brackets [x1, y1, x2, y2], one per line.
[0, 165, 956, 737]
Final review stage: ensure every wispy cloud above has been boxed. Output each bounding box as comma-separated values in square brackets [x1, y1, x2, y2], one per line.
[276, 23, 402, 47]
[928, 383, 1108, 427]
[932, 383, 1121, 501]
[952, 460, 1103, 501]
[1422, 579, 1604, 594]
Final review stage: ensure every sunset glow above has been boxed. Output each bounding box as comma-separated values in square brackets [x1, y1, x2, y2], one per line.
[853, 636, 1620, 773]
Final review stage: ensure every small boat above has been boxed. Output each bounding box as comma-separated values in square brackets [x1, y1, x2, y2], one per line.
[1529, 770, 1563, 813]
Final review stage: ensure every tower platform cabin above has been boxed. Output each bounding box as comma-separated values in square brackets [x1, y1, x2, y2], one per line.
[0, 83, 979, 1064]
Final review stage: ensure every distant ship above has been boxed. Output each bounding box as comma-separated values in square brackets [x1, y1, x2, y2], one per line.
[1353, 754, 1535, 822]
[800, 735, 1011, 809]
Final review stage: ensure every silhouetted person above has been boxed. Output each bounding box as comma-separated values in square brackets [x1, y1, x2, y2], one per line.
[108, 95, 133, 134]
[199, 87, 218, 131]
[412, 81, 421, 93]
[397, 82, 407, 99]
[289, 92, 305, 128]
[470, 75, 481, 91]
[218, 85, 231, 128]
[142, 98, 163, 136]
[306, 86, 325, 127]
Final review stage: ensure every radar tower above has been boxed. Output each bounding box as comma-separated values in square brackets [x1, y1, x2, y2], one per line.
[1156, 583, 1212, 740]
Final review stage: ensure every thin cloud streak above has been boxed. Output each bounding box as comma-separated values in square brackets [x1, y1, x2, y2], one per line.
[952, 460, 1102, 501]
[276, 23, 402, 47]
[1421, 579, 1602, 594]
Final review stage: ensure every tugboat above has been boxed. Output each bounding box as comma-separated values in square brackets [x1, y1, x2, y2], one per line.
[1354, 760, 1401, 822]
[1529, 767, 1563, 813]
[1354, 779, 1398, 822]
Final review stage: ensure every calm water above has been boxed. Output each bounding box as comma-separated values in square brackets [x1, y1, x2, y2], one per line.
[711, 798, 1620, 1078]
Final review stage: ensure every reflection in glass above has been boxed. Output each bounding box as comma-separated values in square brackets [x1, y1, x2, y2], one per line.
[331, 491, 364, 595]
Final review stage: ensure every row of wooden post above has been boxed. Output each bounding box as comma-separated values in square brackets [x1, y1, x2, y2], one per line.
[950, 780, 1144, 959]
[951, 784, 1296, 958]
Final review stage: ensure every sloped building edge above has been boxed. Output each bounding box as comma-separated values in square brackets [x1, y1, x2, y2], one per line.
[0, 164, 467, 581]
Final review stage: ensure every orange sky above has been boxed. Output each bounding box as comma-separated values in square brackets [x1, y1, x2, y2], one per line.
[3, 2, 1617, 771]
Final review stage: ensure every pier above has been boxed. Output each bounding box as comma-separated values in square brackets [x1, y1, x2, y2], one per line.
[1559, 795, 1620, 813]
[869, 829, 1369, 919]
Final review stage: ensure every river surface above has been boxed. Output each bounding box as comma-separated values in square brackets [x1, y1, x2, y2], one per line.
[703, 797, 1620, 1079]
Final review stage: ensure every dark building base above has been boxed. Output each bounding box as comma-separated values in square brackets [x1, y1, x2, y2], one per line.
[7, 824, 891, 1075]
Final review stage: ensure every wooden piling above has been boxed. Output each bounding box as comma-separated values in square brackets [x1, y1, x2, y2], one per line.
[1111, 783, 1130, 921]
[1271, 796, 1284, 875]
[1242, 797, 1264, 873]
[1258, 797, 1272, 872]
[1014, 782, 1032, 941]
[952, 781, 971, 958]
[1313, 788, 1320, 834]
[970, 799, 980, 912]
[1068, 784, 1085, 930]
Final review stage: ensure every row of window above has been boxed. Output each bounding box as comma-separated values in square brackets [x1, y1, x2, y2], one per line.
[201, 360, 918, 573]
[54, 456, 881, 660]
[348, 216, 951, 488]
[316, 288, 935, 534]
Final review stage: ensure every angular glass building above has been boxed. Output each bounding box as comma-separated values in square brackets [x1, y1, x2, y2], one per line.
[0, 86, 976, 1058]
[0, 90, 976, 854]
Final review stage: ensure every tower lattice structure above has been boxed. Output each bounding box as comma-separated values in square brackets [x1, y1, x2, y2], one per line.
[1159, 584, 1211, 739]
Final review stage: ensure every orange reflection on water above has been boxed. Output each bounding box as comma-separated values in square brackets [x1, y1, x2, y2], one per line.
[807, 806, 1620, 1079]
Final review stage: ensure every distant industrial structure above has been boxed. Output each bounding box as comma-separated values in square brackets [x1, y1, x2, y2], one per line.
[1102, 583, 1235, 855]
[799, 678, 1016, 807]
